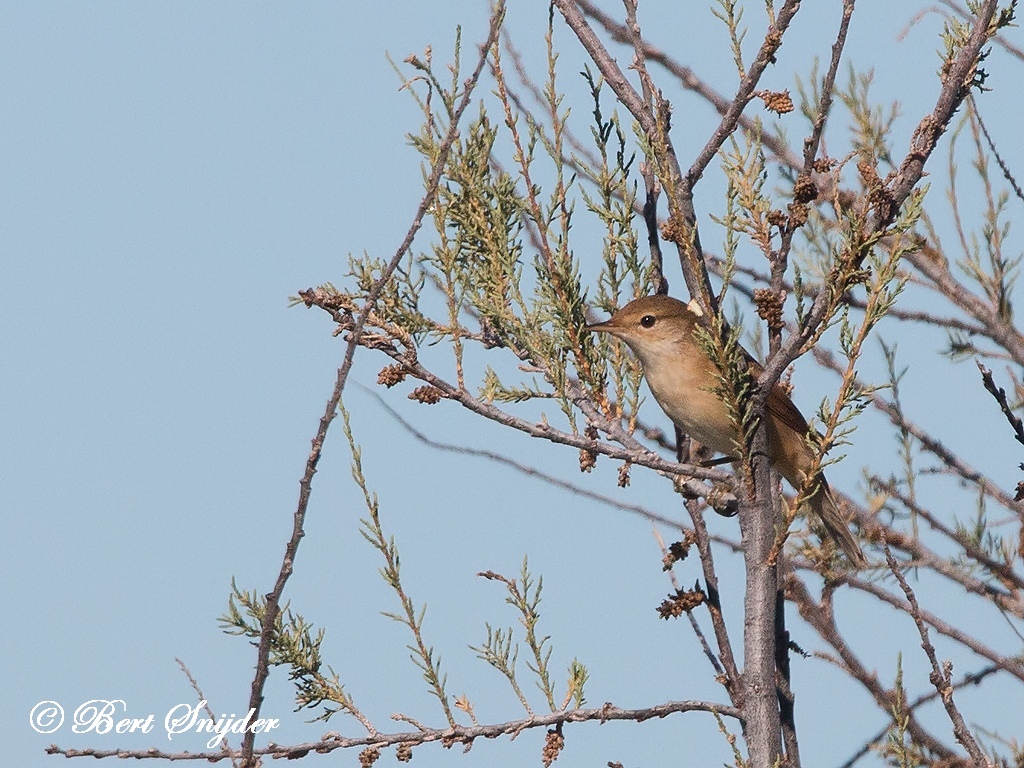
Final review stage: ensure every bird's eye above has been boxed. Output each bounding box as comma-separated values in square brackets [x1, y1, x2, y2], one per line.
[640, 314, 656, 328]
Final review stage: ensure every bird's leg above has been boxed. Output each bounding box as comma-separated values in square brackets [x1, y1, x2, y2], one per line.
[700, 455, 738, 468]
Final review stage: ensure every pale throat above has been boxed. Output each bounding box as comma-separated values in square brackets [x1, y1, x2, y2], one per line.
[628, 333, 740, 456]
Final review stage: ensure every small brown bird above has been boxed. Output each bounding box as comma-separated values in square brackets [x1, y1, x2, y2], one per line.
[587, 294, 867, 568]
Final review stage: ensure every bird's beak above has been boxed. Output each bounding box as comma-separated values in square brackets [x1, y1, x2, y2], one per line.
[585, 315, 618, 334]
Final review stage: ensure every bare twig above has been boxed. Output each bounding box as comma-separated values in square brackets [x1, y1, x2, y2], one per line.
[872, 477, 1024, 594]
[684, 496, 743, 704]
[886, 548, 993, 767]
[775, 587, 801, 768]
[976, 360, 1024, 447]
[786, 573, 964, 762]
[938, 0, 1024, 60]
[758, 0, 1002, 398]
[574, 0, 803, 169]
[842, 573, 1024, 681]
[685, 0, 804, 192]
[551, 0, 718, 307]
[838, 664, 1002, 768]
[811, 344, 1020, 512]
[906, 248, 1024, 367]
[616, 0, 669, 301]
[176, 659, 236, 765]
[772, 0, 854, 298]
[968, 94, 1024, 204]
[303, 294, 741, 505]
[359, 384, 690, 529]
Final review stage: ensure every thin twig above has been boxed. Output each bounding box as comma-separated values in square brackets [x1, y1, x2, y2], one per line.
[685, 0, 804, 191]
[358, 383, 690, 529]
[785, 574, 963, 762]
[872, 476, 1024, 593]
[906, 247, 1024, 367]
[551, 0, 718, 307]
[976, 360, 1024, 447]
[175, 659, 236, 766]
[843, 572, 1024, 681]
[304, 293, 741, 501]
[968, 94, 1024, 204]
[775, 585, 801, 768]
[574, 0, 803, 169]
[758, 0, 1002, 399]
[938, 0, 1024, 60]
[684, 496, 743, 706]
[811, 344, 1020, 512]
[773, 0, 855, 291]
[838, 664, 1001, 768]
[886, 548, 993, 767]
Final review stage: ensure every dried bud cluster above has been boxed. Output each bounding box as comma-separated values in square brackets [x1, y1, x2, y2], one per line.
[617, 461, 631, 487]
[359, 747, 380, 768]
[813, 156, 837, 174]
[377, 365, 408, 388]
[759, 89, 794, 115]
[753, 288, 786, 330]
[579, 447, 597, 473]
[541, 729, 565, 768]
[662, 535, 695, 571]
[580, 426, 599, 473]
[298, 286, 348, 312]
[766, 209, 788, 229]
[792, 173, 818, 205]
[787, 172, 818, 228]
[657, 584, 707, 619]
[409, 386, 444, 404]
[858, 159, 897, 222]
[659, 214, 687, 244]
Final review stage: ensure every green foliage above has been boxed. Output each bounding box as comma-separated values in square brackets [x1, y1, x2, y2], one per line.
[949, 108, 1020, 328]
[939, 1, 1016, 92]
[240, 3, 1024, 764]
[880, 339, 919, 508]
[320, 42, 658, 439]
[220, 582, 356, 723]
[474, 558, 588, 714]
[837, 66, 899, 168]
[883, 655, 925, 768]
[343, 403, 458, 727]
[712, 0, 748, 80]
[714, 127, 773, 267]
[577, 65, 649, 428]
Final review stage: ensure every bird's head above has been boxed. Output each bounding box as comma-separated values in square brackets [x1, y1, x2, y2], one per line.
[586, 295, 703, 366]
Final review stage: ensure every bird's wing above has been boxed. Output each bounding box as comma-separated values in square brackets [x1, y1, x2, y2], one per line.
[765, 382, 810, 436]
[744, 356, 810, 437]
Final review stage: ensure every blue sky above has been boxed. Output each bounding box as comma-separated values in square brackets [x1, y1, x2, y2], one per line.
[3, 3, 1022, 767]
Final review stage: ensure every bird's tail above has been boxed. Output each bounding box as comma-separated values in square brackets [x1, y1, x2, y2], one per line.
[806, 477, 868, 568]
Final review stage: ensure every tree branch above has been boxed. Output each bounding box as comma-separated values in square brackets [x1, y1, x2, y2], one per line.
[47, 699, 742, 763]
